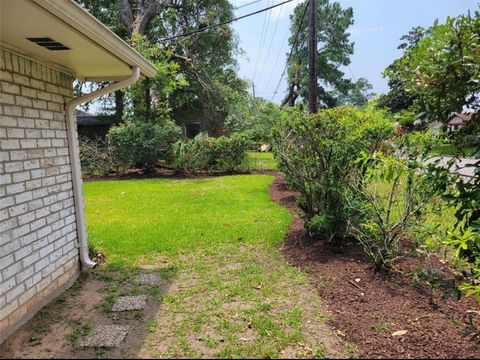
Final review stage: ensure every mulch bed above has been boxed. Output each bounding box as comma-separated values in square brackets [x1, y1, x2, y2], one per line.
[269, 173, 480, 359]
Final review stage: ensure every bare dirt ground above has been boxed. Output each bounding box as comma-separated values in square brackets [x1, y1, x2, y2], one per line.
[269, 173, 480, 359]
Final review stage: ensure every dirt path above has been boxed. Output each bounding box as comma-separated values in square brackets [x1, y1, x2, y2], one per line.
[269, 173, 480, 358]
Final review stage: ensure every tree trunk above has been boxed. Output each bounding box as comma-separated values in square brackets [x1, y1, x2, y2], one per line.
[114, 90, 124, 123]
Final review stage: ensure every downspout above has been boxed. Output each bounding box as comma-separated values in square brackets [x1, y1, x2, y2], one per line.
[65, 66, 141, 269]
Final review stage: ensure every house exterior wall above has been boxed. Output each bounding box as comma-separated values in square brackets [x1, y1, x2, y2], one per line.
[0, 48, 81, 342]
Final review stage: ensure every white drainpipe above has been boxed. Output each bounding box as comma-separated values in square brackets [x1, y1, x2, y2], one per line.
[65, 66, 141, 269]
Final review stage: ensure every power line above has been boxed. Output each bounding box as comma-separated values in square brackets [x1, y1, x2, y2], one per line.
[234, 0, 264, 10]
[252, 0, 272, 84]
[257, 0, 284, 88]
[159, 0, 294, 42]
[271, 1, 308, 102]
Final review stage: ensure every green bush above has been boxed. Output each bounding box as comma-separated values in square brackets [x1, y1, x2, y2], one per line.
[172, 133, 247, 173]
[107, 120, 182, 172]
[273, 106, 393, 240]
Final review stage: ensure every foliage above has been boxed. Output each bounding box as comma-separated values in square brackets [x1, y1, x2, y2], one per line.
[107, 120, 182, 172]
[225, 95, 282, 147]
[79, 137, 123, 176]
[77, 0, 244, 132]
[387, 10, 480, 301]
[172, 133, 247, 173]
[387, 12, 480, 121]
[349, 133, 442, 269]
[273, 106, 393, 239]
[282, 0, 354, 108]
[334, 78, 375, 107]
[377, 26, 426, 113]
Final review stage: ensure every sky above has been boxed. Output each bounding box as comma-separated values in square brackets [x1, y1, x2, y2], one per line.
[230, 0, 479, 104]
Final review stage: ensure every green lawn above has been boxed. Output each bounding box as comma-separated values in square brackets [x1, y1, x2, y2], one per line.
[240, 152, 277, 171]
[84, 175, 288, 265]
[83, 175, 346, 358]
[431, 144, 477, 157]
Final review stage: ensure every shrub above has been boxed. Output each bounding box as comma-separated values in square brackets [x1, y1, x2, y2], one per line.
[79, 136, 122, 176]
[273, 106, 393, 240]
[172, 133, 247, 173]
[107, 120, 182, 172]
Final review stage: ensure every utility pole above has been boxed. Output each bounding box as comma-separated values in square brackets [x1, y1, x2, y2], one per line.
[308, 0, 317, 113]
[252, 83, 256, 99]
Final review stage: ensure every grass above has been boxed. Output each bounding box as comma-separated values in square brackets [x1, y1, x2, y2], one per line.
[431, 144, 477, 157]
[240, 152, 277, 171]
[84, 175, 288, 266]
[83, 175, 346, 358]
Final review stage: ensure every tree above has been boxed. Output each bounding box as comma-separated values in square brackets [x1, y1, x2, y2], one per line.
[77, 0, 244, 132]
[389, 10, 480, 302]
[281, 0, 354, 108]
[377, 26, 426, 113]
[334, 77, 374, 106]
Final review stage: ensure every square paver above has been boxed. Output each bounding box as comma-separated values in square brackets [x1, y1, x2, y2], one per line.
[112, 295, 147, 312]
[80, 325, 129, 347]
[134, 273, 165, 286]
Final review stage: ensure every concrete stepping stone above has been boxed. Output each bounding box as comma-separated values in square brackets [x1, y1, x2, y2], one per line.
[112, 295, 147, 312]
[80, 325, 129, 347]
[134, 273, 165, 286]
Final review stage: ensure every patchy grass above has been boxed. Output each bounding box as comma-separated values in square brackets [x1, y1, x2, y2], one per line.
[240, 152, 277, 171]
[82, 175, 347, 358]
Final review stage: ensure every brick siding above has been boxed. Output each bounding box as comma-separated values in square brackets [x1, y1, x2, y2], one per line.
[0, 49, 81, 342]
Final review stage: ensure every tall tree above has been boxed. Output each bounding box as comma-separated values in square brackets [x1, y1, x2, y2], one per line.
[334, 77, 374, 106]
[77, 0, 244, 132]
[282, 0, 354, 108]
[377, 26, 426, 113]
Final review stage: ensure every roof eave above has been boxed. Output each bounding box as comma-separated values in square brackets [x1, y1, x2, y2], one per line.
[31, 0, 157, 79]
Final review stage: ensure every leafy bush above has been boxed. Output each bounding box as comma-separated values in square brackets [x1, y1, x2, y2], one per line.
[273, 106, 393, 240]
[79, 136, 122, 176]
[107, 120, 182, 172]
[172, 133, 247, 173]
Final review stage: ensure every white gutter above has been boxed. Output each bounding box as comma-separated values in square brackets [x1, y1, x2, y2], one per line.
[65, 66, 141, 269]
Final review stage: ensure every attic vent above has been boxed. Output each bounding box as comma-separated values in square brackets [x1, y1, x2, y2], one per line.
[27, 37, 70, 51]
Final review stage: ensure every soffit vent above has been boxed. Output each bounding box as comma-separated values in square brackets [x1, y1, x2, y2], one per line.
[27, 37, 70, 51]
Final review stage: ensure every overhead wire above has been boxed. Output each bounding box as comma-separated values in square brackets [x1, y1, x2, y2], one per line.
[158, 0, 294, 42]
[257, 0, 285, 90]
[252, 0, 273, 85]
[270, 1, 308, 102]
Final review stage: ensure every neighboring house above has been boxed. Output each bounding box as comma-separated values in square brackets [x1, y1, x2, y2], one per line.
[446, 112, 474, 132]
[76, 110, 116, 141]
[0, 0, 156, 343]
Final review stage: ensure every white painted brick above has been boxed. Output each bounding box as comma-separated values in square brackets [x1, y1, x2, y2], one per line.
[4, 106, 22, 116]
[15, 191, 33, 204]
[6, 182, 26, 195]
[0, 196, 14, 210]
[12, 74, 29, 86]
[12, 224, 30, 238]
[20, 86, 36, 98]
[0, 277, 16, 298]
[15, 96, 32, 107]
[0, 116, 17, 127]
[30, 169, 46, 179]
[7, 128, 25, 138]
[0, 92, 15, 104]
[24, 159, 40, 170]
[17, 212, 35, 225]
[37, 139, 51, 148]
[0, 174, 11, 185]
[30, 79, 45, 90]
[0, 218, 17, 233]
[0, 255, 14, 271]
[2, 82, 20, 94]
[1, 139, 20, 150]
[12, 171, 30, 183]
[6, 283, 25, 303]
[2, 261, 22, 281]
[30, 218, 46, 232]
[5, 161, 23, 172]
[20, 139, 37, 149]
[23, 108, 39, 118]
[17, 118, 34, 128]
[25, 129, 41, 138]
[24, 272, 42, 290]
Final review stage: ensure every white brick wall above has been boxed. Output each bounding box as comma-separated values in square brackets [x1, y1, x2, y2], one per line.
[0, 49, 80, 337]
